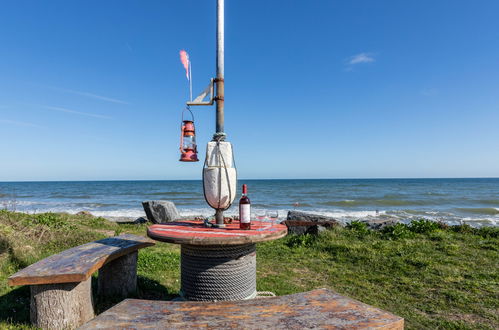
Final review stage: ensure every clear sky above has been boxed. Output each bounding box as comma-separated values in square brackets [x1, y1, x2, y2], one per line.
[1, 0, 498, 181]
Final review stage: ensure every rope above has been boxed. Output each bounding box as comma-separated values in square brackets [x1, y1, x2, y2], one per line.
[180, 244, 256, 301]
[256, 291, 276, 298]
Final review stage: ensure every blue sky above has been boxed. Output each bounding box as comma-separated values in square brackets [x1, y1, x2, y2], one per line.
[1, 0, 498, 181]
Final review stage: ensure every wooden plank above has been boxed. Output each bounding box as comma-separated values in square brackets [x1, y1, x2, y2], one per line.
[148, 220, 288, 245]
[78, 289, 404, 329]
[8, 234, 154, 286]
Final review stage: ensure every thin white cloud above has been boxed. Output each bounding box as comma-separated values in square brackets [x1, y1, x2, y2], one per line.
[348, 53, 375, 65]
[39, 85, 129, 105]
[42, 106, 112, 119]
[0, 119, 43, 128]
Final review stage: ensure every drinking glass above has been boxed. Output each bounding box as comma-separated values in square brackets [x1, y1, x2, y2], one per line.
[267, 211, 279, 225]
[256, 210, 267, 222]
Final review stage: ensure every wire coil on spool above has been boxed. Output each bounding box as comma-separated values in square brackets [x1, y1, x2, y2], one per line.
[180, 244, 256, 301]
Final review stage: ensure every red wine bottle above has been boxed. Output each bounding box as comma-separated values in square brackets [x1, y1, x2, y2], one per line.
[239, 184, 251, 230]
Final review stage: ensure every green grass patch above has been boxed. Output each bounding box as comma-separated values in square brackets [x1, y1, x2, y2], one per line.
[0, 212, 498, 329]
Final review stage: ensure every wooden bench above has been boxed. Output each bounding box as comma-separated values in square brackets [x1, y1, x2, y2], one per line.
[78, 288, 404, 329]
[8, 234, 155, 330]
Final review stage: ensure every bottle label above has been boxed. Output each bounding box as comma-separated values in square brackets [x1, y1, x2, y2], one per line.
[240, 204, 251, 223]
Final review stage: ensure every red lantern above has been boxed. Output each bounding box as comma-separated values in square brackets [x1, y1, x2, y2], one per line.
[179, 109, 199, 162]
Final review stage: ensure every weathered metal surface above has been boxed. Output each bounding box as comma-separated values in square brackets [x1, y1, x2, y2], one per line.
[147, 220, 287, 245]
[215, 0, 225, 135]
[78, 289, 404, 329]
[8, 234, 155, 286]
[214, 0, 225, 225]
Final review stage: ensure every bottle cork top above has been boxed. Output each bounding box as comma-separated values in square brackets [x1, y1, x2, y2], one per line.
[242, 184, 248, 194]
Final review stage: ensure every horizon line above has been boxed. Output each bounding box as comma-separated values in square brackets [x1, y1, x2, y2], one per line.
[1, 177, 498, 183]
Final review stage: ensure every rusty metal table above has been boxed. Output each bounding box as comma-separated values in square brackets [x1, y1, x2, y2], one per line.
[78, 288, 404, 329]
[147, 220, 287, 301]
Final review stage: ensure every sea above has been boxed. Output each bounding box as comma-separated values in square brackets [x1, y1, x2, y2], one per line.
[1, 178, 498, 227]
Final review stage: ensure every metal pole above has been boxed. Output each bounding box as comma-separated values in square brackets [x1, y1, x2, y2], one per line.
[214, 0, 225, 225]
[215, 0, 224, 135]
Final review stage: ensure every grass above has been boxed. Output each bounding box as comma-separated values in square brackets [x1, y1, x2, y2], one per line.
[0, 210, 498, 329]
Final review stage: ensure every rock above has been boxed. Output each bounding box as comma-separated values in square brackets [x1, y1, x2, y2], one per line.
[103, 216, 148, 224]
[142, 201, 180, 224]
[361, 218, 398, 230]
[134, 217, 148, 224]
[307, 224, 328, 235]
[76, 211, 93, 217]
[287, 211, 338, 223]
[284, 211, 341, 235]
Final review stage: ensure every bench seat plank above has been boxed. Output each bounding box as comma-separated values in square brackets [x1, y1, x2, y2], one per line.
[8, 234, 154, 286]
[78, 289, 404, 329]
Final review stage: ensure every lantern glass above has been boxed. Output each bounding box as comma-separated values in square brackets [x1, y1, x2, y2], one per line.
[182, 135, 196, 150]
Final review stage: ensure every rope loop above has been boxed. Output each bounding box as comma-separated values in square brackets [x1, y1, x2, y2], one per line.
[212, 132, 226, 141]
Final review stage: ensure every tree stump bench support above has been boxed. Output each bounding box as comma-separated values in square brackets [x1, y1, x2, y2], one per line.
[8, 234, 155, 330]
[78, 288, 404, 329]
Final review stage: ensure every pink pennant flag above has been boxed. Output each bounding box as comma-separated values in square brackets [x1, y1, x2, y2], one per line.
[179, 50, 190, 80]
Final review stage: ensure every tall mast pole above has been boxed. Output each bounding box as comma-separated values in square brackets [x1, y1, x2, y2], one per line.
[214, 0, 225, 225]
[215, 0, 224, 136]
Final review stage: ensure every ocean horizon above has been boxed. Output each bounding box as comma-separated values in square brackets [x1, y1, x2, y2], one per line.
[1, 178, 498, 227]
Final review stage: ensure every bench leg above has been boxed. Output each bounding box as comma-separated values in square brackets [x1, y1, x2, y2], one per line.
[30, 277, 94, 329]
[98, 251, 138, 297]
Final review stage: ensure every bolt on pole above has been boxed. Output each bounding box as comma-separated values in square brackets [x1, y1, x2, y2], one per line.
[214, 0, 225, 225]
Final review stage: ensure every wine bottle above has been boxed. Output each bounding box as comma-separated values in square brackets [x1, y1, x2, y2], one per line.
[239, 184, 251, 230]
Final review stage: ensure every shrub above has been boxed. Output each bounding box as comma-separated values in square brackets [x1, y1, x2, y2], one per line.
[346, 220, 370, 238]
[28, 213, 68, 229]
[450, 224, 474, 234]
[381, 223, 414, 240]
[409, 219, 440, 234]
[86, 216, 107, 228]
[475, 226, 499, 239]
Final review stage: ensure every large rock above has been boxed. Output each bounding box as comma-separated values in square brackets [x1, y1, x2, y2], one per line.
[104, 216, 148, 224]
[142, 201, 180, 224]
[284, 211, 341, 235]
[361, 218, 398, 230]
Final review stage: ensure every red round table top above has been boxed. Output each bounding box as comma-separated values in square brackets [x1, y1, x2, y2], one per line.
[147, 220, 288, 246]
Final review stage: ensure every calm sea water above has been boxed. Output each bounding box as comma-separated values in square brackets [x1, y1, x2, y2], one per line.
[1, 179, 498, 226]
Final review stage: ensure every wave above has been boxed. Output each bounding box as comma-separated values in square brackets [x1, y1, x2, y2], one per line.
[455, 207, 499, 216]
[7, 205, 498, 227]
[90, 209, 145, 218]
[171, 197, 204, 201]
[0, 194, 34, 198]
[320, 199, 435, 207]
[48, 194, 93, 199]
[320, 200, 365, 207]
[142, 192, 193, 196]
[69, 202, 122, 208]
[424, 192, 448, 196]
[473, 199, 499, 206]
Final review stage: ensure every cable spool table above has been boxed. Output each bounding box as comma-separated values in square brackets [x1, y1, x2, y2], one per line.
[147, 220, 287, 301]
